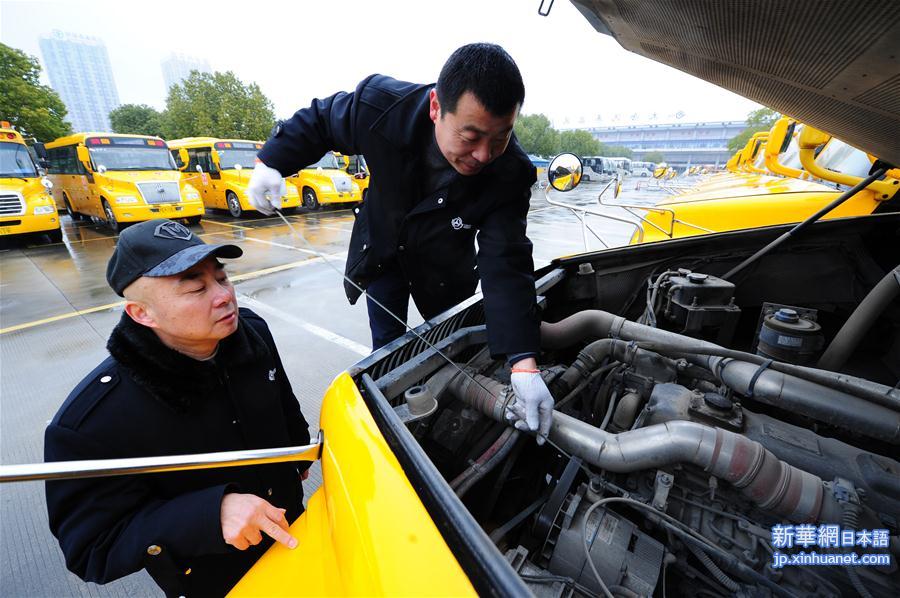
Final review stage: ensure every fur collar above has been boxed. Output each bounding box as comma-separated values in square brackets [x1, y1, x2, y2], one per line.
[106, 311, 271, 413]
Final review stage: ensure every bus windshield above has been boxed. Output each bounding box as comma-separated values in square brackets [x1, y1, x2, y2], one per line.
[89, 146, 177, 171]
[305, 153, 344, 170]
[0, 142, 38, 178]
[816, 139, 871, 178]
[218, 149, 258, 170]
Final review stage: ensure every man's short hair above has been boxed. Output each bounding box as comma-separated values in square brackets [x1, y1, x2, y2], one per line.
[436, 43, 525, 116]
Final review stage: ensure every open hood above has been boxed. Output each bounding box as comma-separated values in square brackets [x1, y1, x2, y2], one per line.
[570, 0, 900, 165]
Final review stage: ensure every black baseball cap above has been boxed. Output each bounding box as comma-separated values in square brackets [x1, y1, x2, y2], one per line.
[107, 219, 243, 296]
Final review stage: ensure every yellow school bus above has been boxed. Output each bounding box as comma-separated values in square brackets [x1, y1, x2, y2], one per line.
[44, 133, 204, 232]
[343, 153, 370, 201]
[287, 151, 363, 209]
[168, 137, 301, 218]
[0, 121, 61, 242]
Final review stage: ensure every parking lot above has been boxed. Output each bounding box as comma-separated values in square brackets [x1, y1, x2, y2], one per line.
[0, 180, 657, 596]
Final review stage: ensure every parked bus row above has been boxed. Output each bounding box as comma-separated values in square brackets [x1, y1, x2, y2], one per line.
[0, 128, 370, 241]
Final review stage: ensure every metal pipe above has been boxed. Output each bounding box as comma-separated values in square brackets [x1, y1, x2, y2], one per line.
[0, 433, 322, 483]
[818, 265, 900, 372]
[541, 310, 900, 423]
[447, 373, 840, 522]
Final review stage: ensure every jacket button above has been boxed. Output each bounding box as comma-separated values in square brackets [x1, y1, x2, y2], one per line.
[267, 488, 273, 496]
[147, 545, 162, 556]
[184, 568, 192, 576]
[398, 245, 405, 251]
[354, 208, 359, 214]
[437, 197, 444, 204]
[100, 375, 112, 383]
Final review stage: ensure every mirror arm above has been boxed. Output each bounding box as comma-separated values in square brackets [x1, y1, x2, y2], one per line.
[799, 148, 894, 196]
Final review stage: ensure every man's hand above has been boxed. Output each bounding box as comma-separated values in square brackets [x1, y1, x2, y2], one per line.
[507, 358, 554, 445]
[220, 492, 298, 551]
[247, 162, 287, 215]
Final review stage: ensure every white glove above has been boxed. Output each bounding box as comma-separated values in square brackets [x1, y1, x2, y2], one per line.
[247, 162, 287, 215]
[506, 371, 554, 445]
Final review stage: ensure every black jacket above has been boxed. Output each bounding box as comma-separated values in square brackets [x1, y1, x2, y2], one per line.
[258, 75, 540, 357]
[44, 309, 311, 597]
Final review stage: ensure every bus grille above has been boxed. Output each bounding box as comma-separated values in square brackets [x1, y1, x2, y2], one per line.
[136, 182, 181, 205]
[0, 193, 25, 216]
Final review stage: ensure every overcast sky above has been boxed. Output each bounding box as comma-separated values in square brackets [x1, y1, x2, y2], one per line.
[2, 0, 761, 127]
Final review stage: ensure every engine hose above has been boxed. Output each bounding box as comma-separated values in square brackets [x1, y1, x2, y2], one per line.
[446, 369, 843, 523]
[540, 310, 900, 433]
[819, 265, 900, 372]
[686, 542, 740, 592]
[841, 501, 875, 598]
[450, 427, 522, 498]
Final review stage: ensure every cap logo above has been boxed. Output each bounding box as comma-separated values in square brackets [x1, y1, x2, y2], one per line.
[154, 221, 193, 241]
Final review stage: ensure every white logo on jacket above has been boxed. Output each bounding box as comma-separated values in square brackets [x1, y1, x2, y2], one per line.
[451, 217, 471, 230]
[268, 368, 277, 381]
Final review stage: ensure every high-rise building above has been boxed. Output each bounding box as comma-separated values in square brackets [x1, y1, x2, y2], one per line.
[39, 30, 120, 132]
[161, 53, 212, 91]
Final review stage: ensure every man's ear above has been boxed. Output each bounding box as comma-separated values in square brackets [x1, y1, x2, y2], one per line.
[124, 301, 157, 329]
[428, 88, 441, 123]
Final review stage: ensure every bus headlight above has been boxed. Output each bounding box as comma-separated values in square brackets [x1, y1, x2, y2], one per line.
[320, 185, 333, 192]
[115, 195, 139, 204]
[33, 205, 56, 215]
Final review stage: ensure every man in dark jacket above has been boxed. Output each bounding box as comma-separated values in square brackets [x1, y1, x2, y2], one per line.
[247, 43, 554, 441]
[44, 219, 312, 597]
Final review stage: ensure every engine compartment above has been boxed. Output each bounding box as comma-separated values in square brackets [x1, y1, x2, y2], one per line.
[364, 216, 900, 597]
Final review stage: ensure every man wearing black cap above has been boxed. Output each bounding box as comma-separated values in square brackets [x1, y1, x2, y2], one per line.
[44, 219, 312, 597]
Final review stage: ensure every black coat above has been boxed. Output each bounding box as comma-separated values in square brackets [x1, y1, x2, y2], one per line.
[44, 309, 311, 597]
[258, 75, 540, 357]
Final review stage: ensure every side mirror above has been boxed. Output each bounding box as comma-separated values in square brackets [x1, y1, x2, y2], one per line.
[39, 158, 50, 169]
[764, 118, 804, 178]
[178, 148, 189, 170]
[76, 145, 92, 171]
[766, 118, 795, 157]
[97, 165, 107, 174]
[41, 177, 53, 190]
[33, 142, 47, 159]
[548, 153, 583, 192]
[234, 163, 242, 171]
[196, 164, 204, 173]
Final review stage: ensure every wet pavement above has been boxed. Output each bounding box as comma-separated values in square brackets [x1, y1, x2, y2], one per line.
[0, 180, 666, 597]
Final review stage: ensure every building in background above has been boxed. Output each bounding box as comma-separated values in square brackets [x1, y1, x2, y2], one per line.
[39, 30, 120, 132]
[581, 121, 747, 169]
[161, 53, 212, 91]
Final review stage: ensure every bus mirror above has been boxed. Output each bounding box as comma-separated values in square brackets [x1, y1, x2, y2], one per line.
[548, 153, 583, 192]
[33, 142, 47, 159]
[97, 165, 107, 174]
[234, 163, 242, 171]
[766, 118, 796, 157]
[76, 145, 92, 169]
[178, 148, 189, 170]
[41, 177, 53, 190]
[798, 125, 831, 150]
[196, 164, 203, 174]
[38, 158, 50, 170]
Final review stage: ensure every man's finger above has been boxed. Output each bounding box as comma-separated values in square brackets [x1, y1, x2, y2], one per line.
[245, 528, 263, 546]
[265, 504, 290, 533]
[525, 400, 540, 432]
[261, 519, 298, 549]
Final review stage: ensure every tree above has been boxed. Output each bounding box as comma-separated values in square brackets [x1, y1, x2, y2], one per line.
[110, 104, 164, 137]
[0, 43, 71, 141]
[727, 107, 780, 153]
[558, 129, 601, 157]
[514, 113, 559, 157]
[162, 71, 276, 141]
[643, 151, 665, 163]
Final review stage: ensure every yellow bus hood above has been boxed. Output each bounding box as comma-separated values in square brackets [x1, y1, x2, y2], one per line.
[229, 373, 475, 597]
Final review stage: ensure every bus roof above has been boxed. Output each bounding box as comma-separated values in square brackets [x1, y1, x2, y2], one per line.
[46, 132, 165, 149]
[167, 137, 263, 148]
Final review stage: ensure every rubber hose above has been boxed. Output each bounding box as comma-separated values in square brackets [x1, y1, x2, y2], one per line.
[818, 266, 900, 372]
